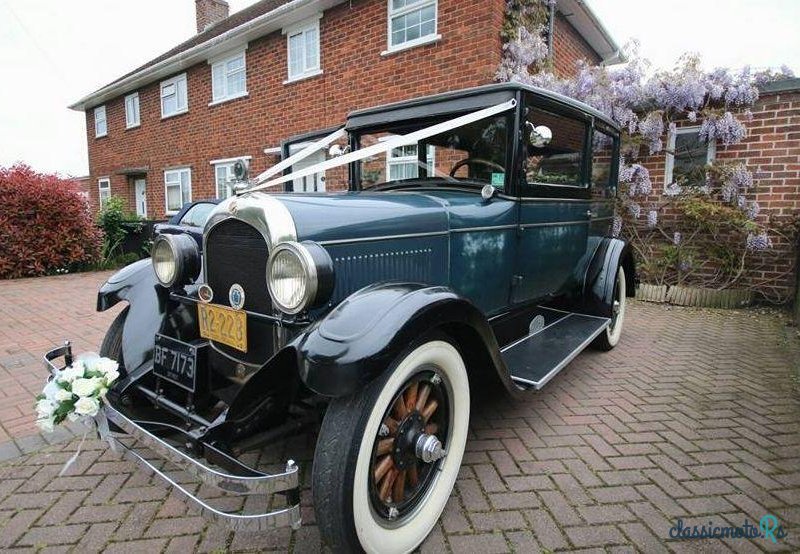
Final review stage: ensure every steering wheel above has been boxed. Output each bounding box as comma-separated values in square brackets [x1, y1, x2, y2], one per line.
[449, 158, 505, 177]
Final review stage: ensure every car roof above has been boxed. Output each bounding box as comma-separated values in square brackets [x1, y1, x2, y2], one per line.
[345, 82, 619, 133]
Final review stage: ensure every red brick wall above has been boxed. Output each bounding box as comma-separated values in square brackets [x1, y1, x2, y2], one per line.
[637, 88, 800, 301]
[551, 12, 602, 78]
[85, 0, 507, 219]
[84, 0, 606, 219]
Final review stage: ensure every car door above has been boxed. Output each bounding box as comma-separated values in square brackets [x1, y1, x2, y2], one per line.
[512, 96, 592, 305]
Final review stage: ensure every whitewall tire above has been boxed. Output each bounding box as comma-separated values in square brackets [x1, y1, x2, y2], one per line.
[593, 266, 626, 350]
[312, 338, 470, 553]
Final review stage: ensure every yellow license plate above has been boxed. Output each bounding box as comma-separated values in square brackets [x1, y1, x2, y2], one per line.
[198, 303, 248, 352]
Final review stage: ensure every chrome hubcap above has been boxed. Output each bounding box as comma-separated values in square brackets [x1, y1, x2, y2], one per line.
[415, 434, 446, 463]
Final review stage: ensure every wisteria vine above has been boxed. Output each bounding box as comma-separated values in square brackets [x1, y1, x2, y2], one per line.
[496, 0, 797, 299]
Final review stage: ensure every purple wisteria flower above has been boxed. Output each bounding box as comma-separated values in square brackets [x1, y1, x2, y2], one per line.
[678, 260, 692, 272]
[664, 182, 683, 197]
[728, 164, 753, 189]
[646, 210, 658, 228]
[638, 112, 665, 154]
[699, 112, 747, 145]
[746, 232, 772, 251]
[673, 232, 682, 245]
[611, 216, 622, 238]
[687, 111, 697, 122]
[746, 201, 760, 220]
[620, 163, 652, 196]
[737, 195, 747, 209]
[628, 202, 641, 219]
[721, 183, 737, 203]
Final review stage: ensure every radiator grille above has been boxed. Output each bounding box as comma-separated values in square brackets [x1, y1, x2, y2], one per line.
[204, 218, 273, 364]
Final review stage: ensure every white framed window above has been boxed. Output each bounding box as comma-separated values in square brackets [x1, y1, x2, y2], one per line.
[210, 50, 247, 104]
[98, 177, 111, 207]
[160, 74, 188, 118]
[665, 127, 716, 186]
[284, 16, 321, 83]
[387, 144, 435, 180]
[386, 0, 439, 53]
[94, 106, 107, 137]
[125, 93, 140, 128]
[211, 156, 251, 199]
[164, 168, 192, 214]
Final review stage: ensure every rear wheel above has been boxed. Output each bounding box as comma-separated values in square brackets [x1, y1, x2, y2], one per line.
[593, 266, 626, 351]
[99, 306, 128, 366]
[312, 338, 470, 553]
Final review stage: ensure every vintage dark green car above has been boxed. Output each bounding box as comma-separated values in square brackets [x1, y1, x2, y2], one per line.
[45, 82, 634, 553]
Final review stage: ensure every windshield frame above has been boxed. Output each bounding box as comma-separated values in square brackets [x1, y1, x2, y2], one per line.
[349, 109, 518, 193]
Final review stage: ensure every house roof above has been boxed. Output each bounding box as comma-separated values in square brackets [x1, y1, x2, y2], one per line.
[70, 0, 623, 112]
[556, 0, 624, 65]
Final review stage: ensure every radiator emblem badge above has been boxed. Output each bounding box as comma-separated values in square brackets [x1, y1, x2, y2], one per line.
[229, 284, 246, 310]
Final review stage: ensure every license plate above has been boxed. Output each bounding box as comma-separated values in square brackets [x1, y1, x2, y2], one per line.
[198, 303, 248, 352]
[154, 335, 199, 392]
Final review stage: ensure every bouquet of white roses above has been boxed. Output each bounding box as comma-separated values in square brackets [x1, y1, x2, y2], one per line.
[35, 354, 120, 432]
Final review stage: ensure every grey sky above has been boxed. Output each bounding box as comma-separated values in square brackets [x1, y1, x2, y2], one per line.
[0, 0, 797, 178]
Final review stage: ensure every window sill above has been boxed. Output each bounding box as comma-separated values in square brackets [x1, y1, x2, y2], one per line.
[381, 34, 441, 56]
[165, 211, 179, 216]
[283, 69, 324, 85]
[161, 109, 189, 120]
[95, 133, 107, 139]
[208, 92, 249, 107]
[125, 124, 140, 131]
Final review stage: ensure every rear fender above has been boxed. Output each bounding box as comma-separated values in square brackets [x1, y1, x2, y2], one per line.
[97, 259, 169, 373]
[291, 282, 523, 398]
[581, 238, 636, 317]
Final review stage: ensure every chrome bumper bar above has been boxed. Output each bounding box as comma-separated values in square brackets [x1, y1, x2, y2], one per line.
[43, 342, 302, 531]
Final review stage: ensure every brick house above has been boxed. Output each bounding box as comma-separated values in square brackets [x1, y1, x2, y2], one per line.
[70, 0, 621, 220]
[636, 78, 800, 301]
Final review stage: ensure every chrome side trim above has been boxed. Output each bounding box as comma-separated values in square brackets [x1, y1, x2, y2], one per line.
[105, 402, 299, 495]
[519, 219, 590, 229]
[317, 230, 448, 246]
[451, 224, 517, 233]
[107, 434, 302, 531]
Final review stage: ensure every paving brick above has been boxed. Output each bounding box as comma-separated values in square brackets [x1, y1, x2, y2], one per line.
[565, 524, 627, 548]
[447, 533, 509, 554]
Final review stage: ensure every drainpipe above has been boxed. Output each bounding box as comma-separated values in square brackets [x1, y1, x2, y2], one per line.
[547, 2, 555, 62]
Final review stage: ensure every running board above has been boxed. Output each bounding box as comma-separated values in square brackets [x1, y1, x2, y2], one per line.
[503, 311, 610, 390]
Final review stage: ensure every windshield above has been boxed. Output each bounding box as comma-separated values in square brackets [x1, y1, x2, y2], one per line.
[355, 113, 511, 191]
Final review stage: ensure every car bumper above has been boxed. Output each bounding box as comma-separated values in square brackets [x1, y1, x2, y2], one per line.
[43, 342, 302, 532]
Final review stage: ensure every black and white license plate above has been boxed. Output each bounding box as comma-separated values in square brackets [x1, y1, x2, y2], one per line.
[153, 334, 199, 392]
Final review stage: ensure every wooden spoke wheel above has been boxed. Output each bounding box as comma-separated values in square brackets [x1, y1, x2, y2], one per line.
[312, 338, 470, 554]
[369, 369, 449, 519]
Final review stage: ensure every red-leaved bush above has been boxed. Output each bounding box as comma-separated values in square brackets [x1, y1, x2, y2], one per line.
[0, 164, 102, 279]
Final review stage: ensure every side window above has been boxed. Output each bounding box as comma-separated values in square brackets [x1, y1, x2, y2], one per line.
[665, 127, 715, 186]
[524, 107, 587, 188]
[180, 203, 215, 227]
[591, 129, 618, 199]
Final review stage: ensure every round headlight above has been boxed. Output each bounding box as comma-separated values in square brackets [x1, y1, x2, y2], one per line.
[151, 234, 200, 288]
[267, 241, 334, 314]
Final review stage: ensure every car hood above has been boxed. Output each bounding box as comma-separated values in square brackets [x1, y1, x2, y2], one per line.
[274, 191, 452, 243]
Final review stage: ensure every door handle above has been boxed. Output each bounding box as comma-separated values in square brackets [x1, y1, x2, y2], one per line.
[586, 210, 595, 218]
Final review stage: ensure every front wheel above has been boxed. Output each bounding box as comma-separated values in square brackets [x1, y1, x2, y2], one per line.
[312, 338, 470, 553]
[593, 266, 627, 351]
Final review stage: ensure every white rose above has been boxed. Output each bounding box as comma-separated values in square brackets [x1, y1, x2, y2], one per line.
[36, 417, 55, 433]
[95, 358, 119, 377]
[55, 388, 74, 402]
[58, 361, 85, 383]
[42, 379, 60, 400]
[74, 396, 100, 417]
[103, 368, 120, 386]
[36, 399, 55, 418]
[98, 386, 109, 399]
[71, 377, 100, 398]
[67, 411, 81, 422]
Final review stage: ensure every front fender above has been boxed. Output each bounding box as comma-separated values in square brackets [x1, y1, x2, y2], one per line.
[97, 259, 168, 373]
[291, 282, 521, 398]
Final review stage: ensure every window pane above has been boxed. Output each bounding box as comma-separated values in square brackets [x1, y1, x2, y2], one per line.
[226, 54, 244, 72]
[181, 171, 191, 204]
[166, 184, 181, 211]
[525, 107, 587, 187]
[176, 77, 187, 110]
[289, 33, 303, 76]
[212, 64, 225, 99]
[392, 0, 406, 9]
[304, 27, 318, 69]
[591, 130, 616, 199]
[227, 70, 245, 96]
[673, 131, 710, 186]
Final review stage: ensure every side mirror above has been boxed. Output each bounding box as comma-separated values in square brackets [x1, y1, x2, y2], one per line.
[526, 122, 552, 148]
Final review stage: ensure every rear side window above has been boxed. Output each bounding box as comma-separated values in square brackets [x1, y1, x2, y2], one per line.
[524, 107, 587, 188]
[591, 129, 618, 199]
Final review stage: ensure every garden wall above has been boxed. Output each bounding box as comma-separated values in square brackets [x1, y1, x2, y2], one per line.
[637, 79, 800, 302]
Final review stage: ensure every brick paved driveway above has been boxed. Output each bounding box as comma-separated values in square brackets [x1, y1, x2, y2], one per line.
[1, 271, 799, 552]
